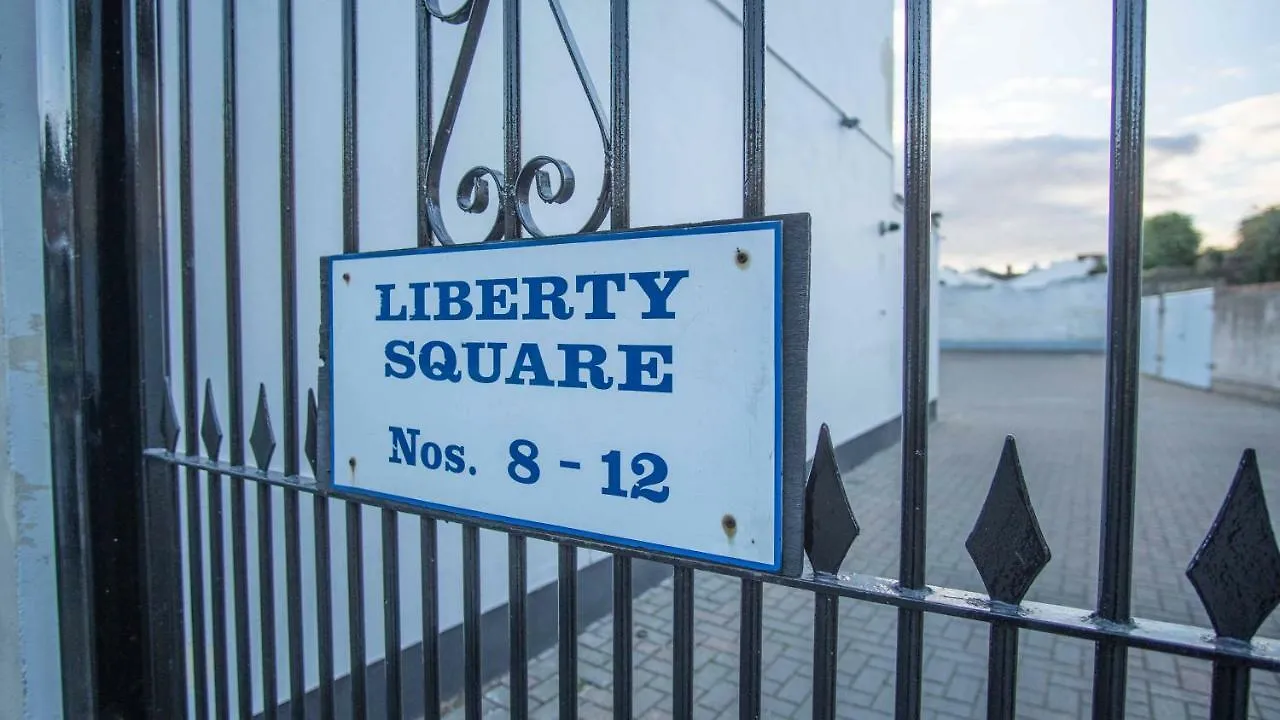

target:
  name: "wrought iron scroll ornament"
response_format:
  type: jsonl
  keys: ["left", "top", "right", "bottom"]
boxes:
{"left": 424, "top": 0, "right": 611, "bottom": 245}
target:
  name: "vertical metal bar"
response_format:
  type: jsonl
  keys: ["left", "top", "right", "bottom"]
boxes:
{"left": 986, "top": 624, "right": 1019, "bottom": 720}
{"left": 277, "top": 0, "right": 305, "bottom": 711}
{"left": 672, "top": 566, "right": 694, "bottom": 720}
{"left": 503, "top": 0, "right": 521, "bottom": 239}
{"left": 184, "top": 485, "right": 208, "bottom": 720}
{"left": 36, "top": 0, "right": 98, "bottom": 711}
{"left": 740, "top": 3, "right": 765, "bottom": 718}
{"left": 340, "top": 1, "right": 364, "bottom": 713}
{"left": 347, "top": 503, "right": 367, "bottom": 717}
{"left": 207, "top": 476, "right": 228, "bottom": 718}
{"left": 125, "top": 0, "right": 188, "bottom": 713}
{"left": 609, "top": 7, "right": 632, "bottom": 714}
{"left": 221, "top": 33, "right": 251, "bottom": 683}
{"left": 232, "top": 482, "right": 252, "bottom": 719}
{"left": 609, "top": 0, "right": 629, "bottom": 231}
{"left": 421, "top": 518, "right": 441, "bottom": 720}
{"left": 742, "top": 0, "right": 765, "bottom": 218}
{"left": 611, "top": 557, "right": 632, "bottom": 720}
{"left": 315, "top": 498, "right": 335, "bottom": 719}
{"left": 177, "top": 0, "right": 209, "bottom": 713}
{"left": 341, "top": 0, "right": 358, "bottom": 254}
{"left": 1092, "top": 1, "right": 1147, "bottom": 717}
{"left": 283, "top": 491, "right": 303, "bottom": 719}
{"left": 558, "top": 545, "right": 579, "bottom": 720}
{"left": 739, "top": 580, "right": 763, "bottom": 720}
{"left": 509, "top": 536, "right": 529, "bottom": 720}
{"left": 897, "top": 0, "right": 932, "bottom": 716}
{"left": 382, "top": 510, "right": 402, "bottom": 718}
{"left": 216, "top": 0, "right": 241, "bottom": 714}
{"left": 1209, "top": 663, "right": 1250, "bottom": 720}
{"left": 812, "top": 593, "right": 838, "bottom": 720}
{"left": 462, "top": 525, "right": 482, "bottom": 720}
{"left": 416, "top": 1, "right": 432, "bottom": 247}
{"left": 259, "top": 486, "right": 278, "bottom": 719}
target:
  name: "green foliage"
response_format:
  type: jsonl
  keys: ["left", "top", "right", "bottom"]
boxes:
{"left": 1196, "top": 247, "right": 1225, "bottom": 274}
{"left": 1224, "top": 206, "right": 1280, "bottom": 285}
{"left": 1142, "top": 212, "right": 1202, "bottom": 270}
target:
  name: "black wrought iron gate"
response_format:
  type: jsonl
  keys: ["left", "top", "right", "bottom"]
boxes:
{"left": 37, "top": 0, "right": 1279, "bottom": 718}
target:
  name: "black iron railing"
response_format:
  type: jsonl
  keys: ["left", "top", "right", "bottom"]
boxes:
{"left": 35, "top": 0, "right": 1280, "bottom": 718}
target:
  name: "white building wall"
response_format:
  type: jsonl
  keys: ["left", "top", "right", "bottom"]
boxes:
{"left": 1211, "top": 284, "right": 1280, "bottom": 403}
{"left": 0, "top": 0, "right": 65, "bottom": 716}
{"left": 939, "top": 276, "right": 1108, "bottom": 352}
{"left": 1158, "top": 288, "right": 1215, "bottom": 389}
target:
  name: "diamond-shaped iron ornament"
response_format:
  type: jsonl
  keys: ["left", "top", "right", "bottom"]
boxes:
{"left": 249, "top": 383, "right": 276, "bottom": 471}
{"left": 804, "top": 423, "right": 860, "bottom": 575}
{"left": 200, "top": 379, "right": 223, "bottom": 460}
{"left": 965, "top": 436, "right": 1051, "bottom": 605}
{"left": 1186, "top": 449, "right": 1280, "bottom": 641}
{"left": 305, "top": 388, "right": 318, "bottom": 475}
{"left": 159, "top": 378, "right": 181, "bottom": 452}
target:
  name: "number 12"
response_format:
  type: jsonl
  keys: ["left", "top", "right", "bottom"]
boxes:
{"left": 601, "top": 451, "right": 669, "bottom": 503}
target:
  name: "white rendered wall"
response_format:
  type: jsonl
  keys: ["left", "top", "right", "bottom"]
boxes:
{"left": 939, "top": 276, "right": 1109, "bottom": 352}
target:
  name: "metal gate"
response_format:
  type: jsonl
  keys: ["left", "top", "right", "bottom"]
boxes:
{"left": 36, "top": 0, "right": 1279, "bottom": 718}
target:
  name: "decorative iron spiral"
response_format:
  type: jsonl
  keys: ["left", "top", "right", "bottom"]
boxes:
{"left": 422, "top": 0, "right": 611, "bottom": 245}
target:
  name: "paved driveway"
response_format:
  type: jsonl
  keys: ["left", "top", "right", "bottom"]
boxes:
{"left": 452, "top": 352, "right": 1280, "bottom": 719}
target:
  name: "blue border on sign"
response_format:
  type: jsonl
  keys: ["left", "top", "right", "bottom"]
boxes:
{"left": 324, "top": 218, "right": 786, "bottom": 573}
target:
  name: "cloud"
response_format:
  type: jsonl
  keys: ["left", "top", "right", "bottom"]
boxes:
{"left": 933, "top": 93, "right": 1280, "bottom": 269}
{"left": 1153, "top": 93, "right": 1280, "bottom": 247}
{"left": 933, "top": 133, "right": 1200, "bottom": 269}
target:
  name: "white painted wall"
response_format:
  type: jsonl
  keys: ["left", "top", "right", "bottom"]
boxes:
{"left": 1140, "top": 295, "right": 1162, "bottom": 376}
{"left": 0, "top": 1, "right": 65, "bottom": 717}
{"left": 1139, "top": 288, "right": 1217, "bottom": 390}
{"left": 1211, "top": 284, "right": 1280, "bottom": 402}
{"left": 1158, "top": 288, "right": 1215, "bottom": 389}
{"left": 143, "top": 0, "right": 909, "bottom": 713}
{"left": 939, "top": 275, "right": 1108, "bottom": 351}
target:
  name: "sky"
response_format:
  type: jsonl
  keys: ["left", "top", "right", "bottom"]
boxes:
{"left": 891, "top": 0, "right": 1280, "bottom": 271}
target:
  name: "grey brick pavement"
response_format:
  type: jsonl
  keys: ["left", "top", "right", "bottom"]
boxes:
{"left": 443, "top": 353, "right": 1280, "bottom": 718}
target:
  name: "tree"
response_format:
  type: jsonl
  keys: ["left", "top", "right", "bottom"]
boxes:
{"left": 1142, "top": 212, "right": 1202, "bottom": 269}
{"left": 1223, "top": 206, "right": 1280, "bottom": 284}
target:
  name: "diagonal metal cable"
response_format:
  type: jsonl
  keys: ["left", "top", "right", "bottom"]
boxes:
{"left": 703, "top": 0, "right": 896, "bottom": 160}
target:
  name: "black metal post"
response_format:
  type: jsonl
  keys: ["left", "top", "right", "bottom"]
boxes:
{"left": 509, "top": 536, "right": 529, "bottom": 719}
{"left": 987, "top": 624, "right": 1019, "bottom": 719}
{"left": 503, "top": 0, "right": 521, "bottom": 239}
{"left": 673, "top": 566, "right": 694, "bottom": 719}
{"left": 812, "top": 593, "right": 839, "bottom": 720}
{"left": 382, "top": 510, "right": 402, "bottom": 718}
{"left": 125, "top": 0, "right": 187, "bottom": 714}
{"left": 609, "top": 6, "right": 633, "bottom": 716}
{"left": 559, "top": 545, "right": 579, "bottom": 720}
{"left": 1092, "top": 0, "right": 1148, "bottom": 717}
{"left": 740, "top": 3, "right": 766, "bottom": 717}
{"left": 421, "top": 518, "right": 441, "bottom": 720}
{"left": 897, "top": 0, "right": 933, "bottom": 716}
{"left": 416, "top": 1, "right": 432, "bottom": 247}
{"left": 277, "top": 0, "right": 306, "bottom": 713}
{"left": 462, "top": 525, "right": 482, "bottom": 720}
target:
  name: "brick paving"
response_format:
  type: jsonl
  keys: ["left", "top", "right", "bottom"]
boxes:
{"left": 443, "top": 353, "right": 1280, "bottom": 718}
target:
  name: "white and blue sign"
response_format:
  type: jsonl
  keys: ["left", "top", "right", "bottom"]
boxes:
{"left": 321, "top": 216, "right": 810, "bottom": 573}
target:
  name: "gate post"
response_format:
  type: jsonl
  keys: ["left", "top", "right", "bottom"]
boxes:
{"left": 124, "top": 0, "right": 189, "bottom": 717}
{"left": 37, "top": 0, "right": 185, "bottom": 716}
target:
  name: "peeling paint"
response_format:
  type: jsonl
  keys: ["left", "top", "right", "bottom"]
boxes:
{"left": 6, "top": 330, "right": 47, "bottom": 380}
